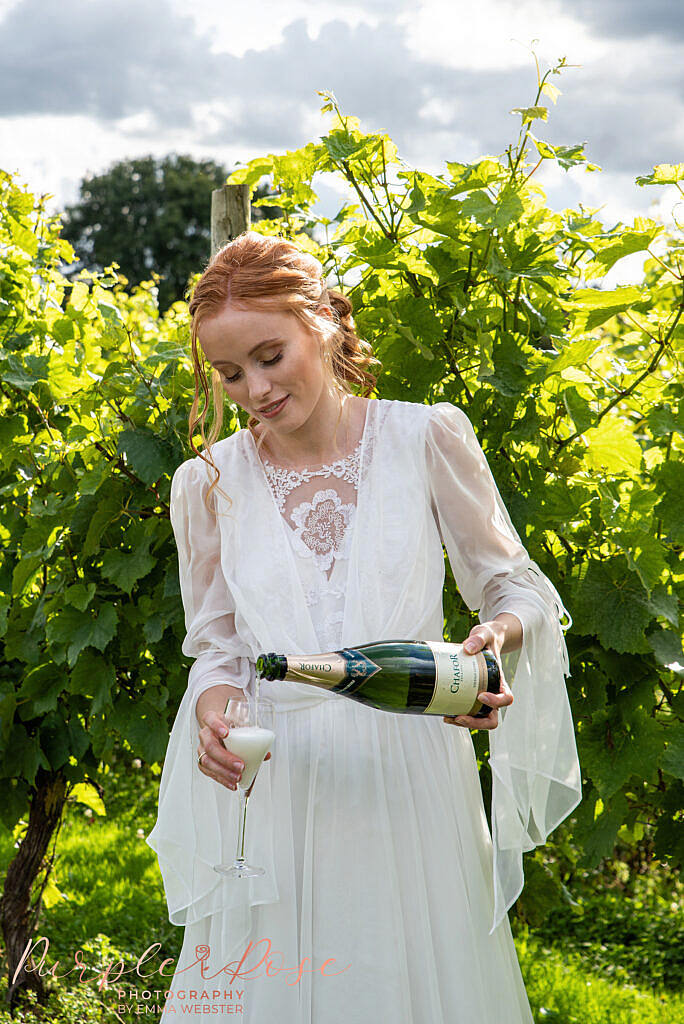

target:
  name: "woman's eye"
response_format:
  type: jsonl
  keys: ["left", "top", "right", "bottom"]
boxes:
{"left": 220, "top": 352, "right": 282, "bottom": 385}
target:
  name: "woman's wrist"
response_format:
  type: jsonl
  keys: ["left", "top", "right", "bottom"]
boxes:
{"left": 195, "top": 682, "right": 246, "bottom": 728}
{"left": 492, "top": 612, "right": 524, "bottom": 653}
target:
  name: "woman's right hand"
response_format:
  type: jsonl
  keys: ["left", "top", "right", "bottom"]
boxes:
{"left": 197, "top": 710, "right": 272, "bottom": 791}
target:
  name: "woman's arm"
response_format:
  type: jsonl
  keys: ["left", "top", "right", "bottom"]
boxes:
{"left": 196, "top": 682, "right": 245, "bottom": 728}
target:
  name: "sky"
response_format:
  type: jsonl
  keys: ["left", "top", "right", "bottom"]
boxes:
{"left": 1, "top": 0, "right": 682, "bottom": 284}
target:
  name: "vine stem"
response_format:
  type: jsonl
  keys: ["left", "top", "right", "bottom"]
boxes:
{"left": 555, "top": 292, "right": 683, "bottom": 451}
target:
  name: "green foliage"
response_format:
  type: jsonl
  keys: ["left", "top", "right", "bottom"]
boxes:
{"left": 514, "top": 849, "right": 684, "bottom": 993}
{"left": 0, "top": 166, "right": 200, "bottom": 829}
{"left": 0, "top": 934, "right": 164, "bottom": 1024}
{"left": 1, "top": 55, "right": 683, "bottom": 940}
{"left": 517, "top": 932, "right": 683, "bottom": 1024}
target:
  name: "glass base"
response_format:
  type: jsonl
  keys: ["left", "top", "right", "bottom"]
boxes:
{"left": 213, "top": 861, "right": 265, "bottom": 878}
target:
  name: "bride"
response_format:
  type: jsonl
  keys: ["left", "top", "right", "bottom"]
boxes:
{"left": 147, "top": 231, "right": 581, "bottom": 1023}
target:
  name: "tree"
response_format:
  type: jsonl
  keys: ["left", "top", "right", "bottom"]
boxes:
{"left": 58, "top": 154, "right": 283, "bottom": 313}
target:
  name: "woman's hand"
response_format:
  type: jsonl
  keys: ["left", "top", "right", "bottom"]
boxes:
{"left": 443, "top": 621, "right": 513, "bottom": 731}
{"left": 197, "top": 709, "right": 272, "bottom": 791}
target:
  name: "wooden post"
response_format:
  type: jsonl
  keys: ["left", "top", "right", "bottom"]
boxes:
{"left": 211, "top": 184, "right": 251, "bottom": 258}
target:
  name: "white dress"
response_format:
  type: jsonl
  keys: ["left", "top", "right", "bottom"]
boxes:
{"left": 147, "top": 398, "right": 581, "bottom": 1023}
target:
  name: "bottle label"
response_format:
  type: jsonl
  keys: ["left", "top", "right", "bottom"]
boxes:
{"left": 423, "top": 641, "right": 488, "bottom": 716}
{"left": 283, "top": 651, "right": 381, "bottom": 689}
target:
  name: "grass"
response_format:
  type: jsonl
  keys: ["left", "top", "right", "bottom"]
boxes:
{"left": 516, "top": 929, "right": 681, "bottom": 1024}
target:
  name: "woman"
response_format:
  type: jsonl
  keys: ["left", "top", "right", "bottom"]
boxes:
{"left": 147, "top": 231, "right": 581, "bottom": 1023}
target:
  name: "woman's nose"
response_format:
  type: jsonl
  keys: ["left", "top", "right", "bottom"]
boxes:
{"left": 246, "top": 369, "right": 273, "bottom": 402}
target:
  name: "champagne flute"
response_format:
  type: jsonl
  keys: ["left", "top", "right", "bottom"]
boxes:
{"left": 213, "top": 696, "right": 275, "bottom": 878}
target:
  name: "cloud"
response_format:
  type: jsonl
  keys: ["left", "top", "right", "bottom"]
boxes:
{"left": 0, "top": 0, "right": 219, "bottom": 123}
{"left": 570, "top": 0, "right": 684, "bottom": 41}
{"left": 0, "top": 0, "right": 681, "bottom": 205}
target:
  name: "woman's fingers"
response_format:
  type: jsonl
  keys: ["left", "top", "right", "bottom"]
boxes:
{"left": 197, "top": 713, "right": 273, "bottom": 789}
{"left": 198, "top": 750, "right": 243, "bottom": 790}
{"left": 443, "top": 708, "right": 500, "bottom": 730}
{"left": 198, "top": 715, "right": 245, "bottom": 789}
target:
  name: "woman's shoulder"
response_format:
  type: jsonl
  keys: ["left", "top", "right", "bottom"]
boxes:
{"left": 378, "top": 396, "right": 468, "bottom": 430}
{"left": 171, "top": 430, "right": 248, "bottom": 490}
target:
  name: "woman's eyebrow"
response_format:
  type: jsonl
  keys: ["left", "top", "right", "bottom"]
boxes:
{"left": 214, "top": 338, "right": 281, "bottom": 368}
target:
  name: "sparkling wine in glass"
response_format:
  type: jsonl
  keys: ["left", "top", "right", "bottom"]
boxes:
{"left": 213, "top": 696, "right": 275, "bottom": 878}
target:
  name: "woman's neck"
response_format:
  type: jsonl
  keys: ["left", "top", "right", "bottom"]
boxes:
{"left": 254, "top": 392, "right": 368, "bottom": 470}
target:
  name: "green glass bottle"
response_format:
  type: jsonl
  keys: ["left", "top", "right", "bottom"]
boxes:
{"left": 256, "top": 640, "right": 500, "bottom": 718}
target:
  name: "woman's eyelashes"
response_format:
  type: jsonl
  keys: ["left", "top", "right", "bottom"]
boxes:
{"left": 222, "top": 352, "right": 283, "bottom": 384}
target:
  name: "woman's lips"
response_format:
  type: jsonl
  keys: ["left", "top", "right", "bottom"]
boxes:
{"left": 259, "top": 395, "right": 289, "bottom": 418}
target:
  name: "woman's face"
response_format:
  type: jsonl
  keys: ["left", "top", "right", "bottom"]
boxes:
{"left": 198, "top": 302, "right": 334, "bottom": 433}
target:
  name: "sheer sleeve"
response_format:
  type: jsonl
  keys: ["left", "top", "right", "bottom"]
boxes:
{"left": 146, "top": 457, "right": 260, "bottom": 926}
{"left": 170, "top": 457, "right": 252, "bottom": 715}
{"left": 425, "top": 401, "right": 581, "bottom": 935}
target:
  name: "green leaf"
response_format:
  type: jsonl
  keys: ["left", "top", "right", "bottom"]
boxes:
{"left": 580, "top": 711, "right": 664, "bottom": 799}
{"left": 17, "top": 664, "right": 64, "bottom": 717}
{"left": 584, "top": 417, "right": 643, "bottom": 474}
{"left": 647, "top": 628, "right": 684, "bottom": 676}
{"left": 636, "top": 162, "right": 684, "bottom": 186}
{"left": 110, "top": 695, "right": 169, "bottom": 763}
{"left": 570, "top": 557, "right": 653, "bottom": 654}
{"left": 661, "top": 726, "right": 684, "bottom": 780}
{"left": 510, "top": 106, "right": 549, "bottom": 123}
{"left": 117, "top": 428, "right": 176, "bottom": 486}
{"left": 69, "top": 651, "right": 116, "bottom": 714}
{"left": 646, "top": 583, "right": 679, "bottom": 627}
{"left": 0, "top": 683, "right": 17, "bottom": 744}
{"left": 653, "top": 461, "right": 684, "bottom": 545}
{"left": 64, "top": 582, "right": 96, "bottom": 612}
{"left": 561, "top": 286, "right": 644, "bottom": 332}
{"left": 562, "top": 386, "right": 594, "bottom": 434}
{"left": 622, "top": 531, "right": 667, "bottom": 597}
{"left": 539, "top": 335, "right": 604, "bottom": 377}
{"left": 68, "top": 281, "right": 91, "bottom": 312}
{"left": 78, "top": 461, "right": 113, "bottom": 496}
{"left": 41, "top": 869, "right": 67, "bottom": 910}
{"left": 226, "top": 157, "right": 274, "bottom": 187}
{"left": 39, "top": 714, "right": 71, "bottom": 770}
{"left": 592, "top": 226, "right": 663, "bottom": 272}
{"left": 69, "top": 781, "right": 106, "bottom": 816}
{"left": 12, "top": 555, "right": 43, "bottom": 596}
{"left": 80, "top": 491, "right": 121, "bottom": 558}
{"left": 46, "top": 604, "right": 118, "bottom": 667}
{"left": 580, "top": 792, "right": 628, "bottom": 868}
{"left": 1, "top": 723, "right": 49, "bottom": 785}
{"left": 100, "top": 544, "right": 156, "bottom": 594}
{"left": 541, "top": 82, "right": 561, "bottom": 104}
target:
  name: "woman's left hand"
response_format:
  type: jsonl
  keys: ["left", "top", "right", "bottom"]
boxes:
{"left": 443, "top": 621, "right": 513, "bottom": 731}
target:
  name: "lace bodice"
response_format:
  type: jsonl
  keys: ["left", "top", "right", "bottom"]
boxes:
{"left": 261, "top": 439, "right": 363, "bottom": 577}
{"left": 258, "top": 416, "right": 372, "bottom": 650}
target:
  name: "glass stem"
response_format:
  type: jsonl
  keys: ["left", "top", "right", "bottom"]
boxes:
{"left": 235, "top": 788, "right": 249, "bottom": 864}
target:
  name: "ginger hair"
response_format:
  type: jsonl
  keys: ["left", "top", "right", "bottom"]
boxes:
{"left": 185, "top": 230, "right": 381, "bottom": 513}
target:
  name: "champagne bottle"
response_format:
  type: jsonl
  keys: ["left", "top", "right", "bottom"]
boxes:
{"left": 256, "top": 640, "right": 500, "bottom": 718}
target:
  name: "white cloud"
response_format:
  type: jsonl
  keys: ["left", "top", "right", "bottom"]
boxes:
{"left": 397, "top": 0, "right": 607, "bottom": 71}
{"left": 166, "top": 0, "right": 386, "bottom": 58}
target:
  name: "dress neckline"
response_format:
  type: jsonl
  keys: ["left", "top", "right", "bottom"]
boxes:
{"left": 261, "top": 433, "right": 364, "bottom": 476}
{"left": 249, "top": 398, "right": 373, "bottom": 475}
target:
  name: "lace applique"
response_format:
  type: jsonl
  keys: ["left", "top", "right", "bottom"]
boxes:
{"left": 261, "top": 437, "right": 363, "bottom": 513}
{"left": 303, "top": 583, "right": 345, "bottom": 607}
{"left": 290, "top": 489, "right": 356, "bottom": 573}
